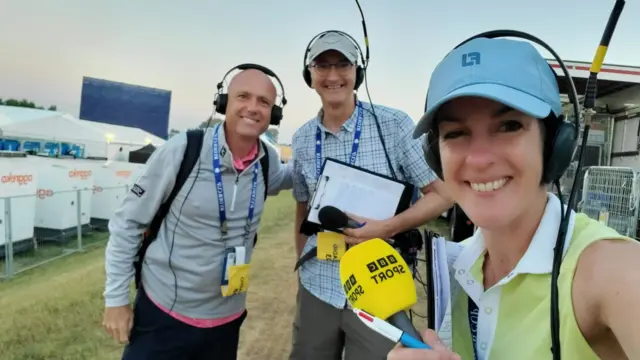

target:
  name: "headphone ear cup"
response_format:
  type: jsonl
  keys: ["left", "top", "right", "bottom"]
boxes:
{"left": 302, "top": 68, "right": 312, "bottom": 88}
{"left": 424, "top": 133, "right": 444, "bottom": 180}
{"left": 215, "top": 94, "right": 228, "bottom": 115}
{"left": 270, "top": 105, "right": 283, "bottom": 126}
{"left": 354, "top": 66, "right": 364, "bottom": 90}
{"left": 543, "top": 118, "right": 577, "bottom": 183}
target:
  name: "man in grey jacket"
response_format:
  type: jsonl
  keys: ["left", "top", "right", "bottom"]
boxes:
{"left": 102, "top": 68, "right": 293, "bottom": 360}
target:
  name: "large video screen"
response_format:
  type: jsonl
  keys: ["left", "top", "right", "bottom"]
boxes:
{"left": 79, "top": 77, "right": 171, "bottom": 139}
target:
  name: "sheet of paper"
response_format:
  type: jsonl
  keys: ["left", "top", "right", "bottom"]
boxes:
{"left": 435, "top": 237, "right": 450, "bottom": 330}
{"left": 431, "top": 238, "right": 442, "bottom": 332}
{"left": 307, "top": 159, "right": 406, "bottom": 224}
{"left": 430, "top": 237, "right": 465, "bottom": 349}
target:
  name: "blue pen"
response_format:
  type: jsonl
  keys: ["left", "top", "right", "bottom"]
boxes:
{"left": 352, "top": 308, "right": 431, "bottom": 349}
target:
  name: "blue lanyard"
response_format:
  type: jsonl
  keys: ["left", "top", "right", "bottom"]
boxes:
{"left": 315, "top": 101, "right": 364, "bottom": 178}
{"left": 468, "top": 297, "right": 480, "bottom": 360}
{"left": 212, "top": 124, "right": 259, "bottom": 242}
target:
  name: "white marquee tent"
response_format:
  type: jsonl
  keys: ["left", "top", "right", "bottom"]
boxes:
{"left": 80, "top": 121, "right": 166, "bottom": 160}
{"left": 0, "top": 106, "right": 108, "bottom": 157}
{"left": 0, "top": 106, "right": 167, "bottom": 159}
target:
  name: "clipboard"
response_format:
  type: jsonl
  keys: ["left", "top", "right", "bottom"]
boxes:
{"left": 300, "top": 157, "right": 415, "bottom": 235}
{"left": 425, "top": 231, "right": 437, "bottom": 330}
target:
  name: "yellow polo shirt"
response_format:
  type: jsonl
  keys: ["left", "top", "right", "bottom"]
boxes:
{"left": 449, "top": 193, "right": 632, "bottom": 359}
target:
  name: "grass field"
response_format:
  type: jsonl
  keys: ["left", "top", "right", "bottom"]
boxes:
{"left": 0, "top": 191, "right": 448, "bottom": 360}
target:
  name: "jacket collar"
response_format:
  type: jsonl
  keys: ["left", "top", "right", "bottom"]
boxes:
{"left": 213, "top": 123, "right": 266, "bottom": 172}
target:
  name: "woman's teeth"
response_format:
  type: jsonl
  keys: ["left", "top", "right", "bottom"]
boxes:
{"left": 469, "top": 178, "right": 509, "bottom": 192}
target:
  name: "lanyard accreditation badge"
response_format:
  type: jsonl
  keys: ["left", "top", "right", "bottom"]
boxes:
{"left": 314, "top": 101, "right": 364, "bottom": 261}
{"left": 212, "top": 124, "right": 259, "bottom": 297}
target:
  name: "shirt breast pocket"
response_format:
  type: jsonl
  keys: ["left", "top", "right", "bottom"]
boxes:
{"left": 300, "top": 161, "right": 319, "bottom": 196}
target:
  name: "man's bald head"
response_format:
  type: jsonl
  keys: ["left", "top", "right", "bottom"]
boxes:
{"left": 224, "top": 68, "right": 279, "bottom": 140}
{"left": 227, "top": 69, "right": 277, "bottom": 105}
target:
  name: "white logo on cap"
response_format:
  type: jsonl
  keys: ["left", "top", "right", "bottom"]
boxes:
{"left": 323, "top": 36, "right": 341, "bottom": 44}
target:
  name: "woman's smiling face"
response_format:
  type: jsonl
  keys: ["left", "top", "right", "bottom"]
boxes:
{"left": 437, "top": 96, "right": 547, "bottom": 230}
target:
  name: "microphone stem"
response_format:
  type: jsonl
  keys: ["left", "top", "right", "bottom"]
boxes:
{"left": 388, "top": 312, "right": 423, "bottom": 341}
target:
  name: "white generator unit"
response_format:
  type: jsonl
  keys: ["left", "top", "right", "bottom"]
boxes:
{"left": 26, "top": 156, "right": 94, "bottom": 242}
{"left": 0, "top": 151, "right": 37, "bottom": 258}
{"left": 54, "top": 158, "right": 129, "bottom": 229}
{"left": 108, "top": 160, "right": 146, "bottom": 187}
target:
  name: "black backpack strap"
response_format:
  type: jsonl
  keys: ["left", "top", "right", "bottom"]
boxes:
{"left": 253, "top": 140, "right": 270, "bottom": 248}
{"left": 133, "top": 129, "right": 205, "bottom": 289}
{"left": 260, "top": 140, "right": 270, "bottom": 201}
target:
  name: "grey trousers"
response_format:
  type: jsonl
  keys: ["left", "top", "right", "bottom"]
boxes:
{"left": 289, "top": 284, "right": 396, "bottom": 360}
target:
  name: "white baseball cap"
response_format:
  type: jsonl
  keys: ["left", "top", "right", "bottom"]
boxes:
{"left": 308, "top": 32, "right": 359, "bottom": 64}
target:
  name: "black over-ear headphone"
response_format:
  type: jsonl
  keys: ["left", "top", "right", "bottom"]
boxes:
{"left": 422, "top": 30, "right": 580, "bottom": 186}
{"left": 213, "top": 63, "right": 288, "bottom": 127}
{"left": 302, "top": 30, "right": 367, "bottom": 91}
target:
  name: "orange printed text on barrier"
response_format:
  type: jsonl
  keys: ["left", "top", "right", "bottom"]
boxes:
{"left": 68, "top": 170, "right": 92, "bottom": 180}
{"left": 115, "top": 170, "right": 132, "bottom": 178}
{"left": 1, "top": 173, "right": 34, "bottom": 185}
{"left": 36, "top": 189, "right": 54, "bottom": 199}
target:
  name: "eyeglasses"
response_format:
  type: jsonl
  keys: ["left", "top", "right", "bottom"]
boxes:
{"left": 310, "top": 61, "right": 354, "bottom": 75}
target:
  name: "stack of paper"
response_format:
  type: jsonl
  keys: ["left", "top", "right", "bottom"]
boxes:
{"left": 427, "top": 234, "right": 465, "bottom": 348}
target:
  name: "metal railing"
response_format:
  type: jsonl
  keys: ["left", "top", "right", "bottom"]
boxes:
{"left": 578, "top": 166, "right": 640, "bottom": 241}
{"left": 0, "top": 184, "right": 129, "bottom": 279}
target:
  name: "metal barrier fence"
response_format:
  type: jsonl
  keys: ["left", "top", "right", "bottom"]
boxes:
{"left": 0, "top": 185, "right": 129, "bottom": 279}
{"left": 579, "top": 166, "right": 640, "bottom": 240}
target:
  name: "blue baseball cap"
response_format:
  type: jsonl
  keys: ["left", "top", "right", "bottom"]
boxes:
{"left": 412, "top": 37, "right": 563, "bottom": 139}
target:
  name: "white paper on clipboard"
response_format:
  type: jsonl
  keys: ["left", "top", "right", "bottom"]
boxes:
{"left": 306, "top": 158, "right": 407, "bottom": 225}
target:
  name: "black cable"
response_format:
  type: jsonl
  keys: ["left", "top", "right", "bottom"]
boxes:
{"left": 410, "top": 265, "right": 429, "bottom": 319}
{"left": 167, "top": 139, "right": 204, "bottom": 313}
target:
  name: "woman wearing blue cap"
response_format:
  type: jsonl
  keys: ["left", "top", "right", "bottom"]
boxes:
{"left": 388, "top": 36, "right": 640, "bottom": 359}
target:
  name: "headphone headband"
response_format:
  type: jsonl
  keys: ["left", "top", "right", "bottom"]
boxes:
{"left": 456, "top": 31, "right": 579, "bottom": 136}
{"left": 216, "top": 63, "right": 288, "bottom": 107}
{"left": 213, "top": 63, "right": 287, "bottom": 126}
{"left": 301, "top": 30, "right": 367, "bottom": 90}
{"left": 302, "top": 30, "right": 366, "bottom": 68}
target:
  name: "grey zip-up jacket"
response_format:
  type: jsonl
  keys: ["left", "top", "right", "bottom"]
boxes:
{"left": 104, "top": 127, "right": 293, "bottom": 318}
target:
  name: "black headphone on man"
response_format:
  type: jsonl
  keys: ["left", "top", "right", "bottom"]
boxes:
{"left": 421, "top": 30, "right": 582, "bottom": 360}
{"left": 301, "top": 30, "right": 367, "bottom": 91}
{"left": 212, "top": 63, "right": 288, "bottom": 126}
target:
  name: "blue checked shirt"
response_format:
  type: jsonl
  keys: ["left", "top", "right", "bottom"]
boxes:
{"left": 291, "top": 100, "right": 437, "bottom": 309}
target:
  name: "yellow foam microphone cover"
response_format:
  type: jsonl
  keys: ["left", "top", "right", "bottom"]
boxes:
{"left": 339, "top": 238, "right": 417, "bottom": 320}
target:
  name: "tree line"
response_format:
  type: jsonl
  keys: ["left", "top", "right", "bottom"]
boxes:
{"left": 0, "top": 98, "right": 57, "bottom": 111}
{"left": 0, "top": 98, "right": 279, "bottom": 143}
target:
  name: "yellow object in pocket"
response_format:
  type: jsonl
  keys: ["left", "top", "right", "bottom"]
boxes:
{"left": 317, "top": 231, "right": 346, "bottom": 261}
{"left": 221, "top": 264, "right": 250, "bottom": 297}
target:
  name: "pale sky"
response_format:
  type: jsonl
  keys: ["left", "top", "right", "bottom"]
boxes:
{"left": 1, "top": 0, "right": 638, "bottom": 144}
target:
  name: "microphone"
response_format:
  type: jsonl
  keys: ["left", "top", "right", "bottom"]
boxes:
{"left": 339, "top": 238, "right": 426, "bottom": 345}
{"left": 294, "top": 206, "right": 364, "bottom": 271}
{"left": 318, "top": 205, "right": 366, "bottom": 229}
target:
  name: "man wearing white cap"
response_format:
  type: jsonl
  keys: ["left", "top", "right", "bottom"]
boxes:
{"left": 289, "top": 30, "right": 452, "bottom": 360}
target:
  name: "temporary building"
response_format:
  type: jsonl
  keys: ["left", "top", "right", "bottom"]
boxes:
{"left": 80, "top": 121, "right": 166, "bottom": 161}
{"left": 0, "top": 106, "right": 109, "bottom": 158}
{"left": 107, "top": 160, "right": 147, "bottom": 185}
{"left": 0, "top": 151, "right": 37, "bottom": 258}
{"left": 45, "top": 158, "right": 136, "bottom": 229}
{"left": 26, "top": 155, "right": 94, "bottom": 242}
{"left": 128, "top": 143, "right": 156, "bottom": 164}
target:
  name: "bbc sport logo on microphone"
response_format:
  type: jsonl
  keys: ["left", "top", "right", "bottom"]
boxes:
{"left": 366, "top": 254, "right": 398, "bottom": 272}
{"left": 339, "top": 239, "right": 417, "bottom": 320}
{"left": 366, "top": 254, "right": 407, "bottom": 285}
